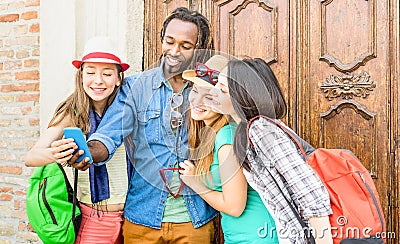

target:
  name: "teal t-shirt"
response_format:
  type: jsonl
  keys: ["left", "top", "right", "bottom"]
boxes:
{"left": 208, "top": 124, "right": 279, "bottom": 243}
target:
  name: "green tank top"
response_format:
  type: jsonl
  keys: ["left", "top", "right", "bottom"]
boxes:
{"left": 208, "top": 124, "right": 279, "bottom": 243}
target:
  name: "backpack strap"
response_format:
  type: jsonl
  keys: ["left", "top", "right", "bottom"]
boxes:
{"left": 266, "top": 167, "right": 316, "bottom": 243}
{"left": 72, "top": 168, "right": 78, "bottom": 222}
{"left": 57, "top": 164, "right": 79, "bottom": 221}
{"left": 246, "top": 115, "right": 308, "bottom": 158}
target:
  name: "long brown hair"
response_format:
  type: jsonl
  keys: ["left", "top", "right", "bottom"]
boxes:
{"left": 48, "top": 64, "right": 124, "bottom": 134}
{"left": 228, "top": 58, "right": 287, "bottom": 172}
{"left": 189, "top": 112, "right": 229, "bottom": 182}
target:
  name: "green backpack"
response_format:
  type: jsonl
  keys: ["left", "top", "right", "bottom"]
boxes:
{"left": 26, "top": 163, "right": 81, "bottom": 244}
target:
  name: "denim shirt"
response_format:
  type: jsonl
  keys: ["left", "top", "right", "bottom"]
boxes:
{"left": 88, "top": 64, "right": 218, "bottom": 229}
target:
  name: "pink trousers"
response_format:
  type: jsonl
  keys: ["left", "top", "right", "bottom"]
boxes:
{"left": 74, "top": 203, "right": 124, "bottom": 244}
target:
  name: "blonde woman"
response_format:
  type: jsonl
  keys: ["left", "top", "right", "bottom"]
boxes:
{"left": 25, "top": 36, "right": 129, "bottom": 244}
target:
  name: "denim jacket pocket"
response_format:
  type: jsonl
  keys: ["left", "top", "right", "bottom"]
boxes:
{"left": 138, "top": 109, "right": 161, "bottom": 143}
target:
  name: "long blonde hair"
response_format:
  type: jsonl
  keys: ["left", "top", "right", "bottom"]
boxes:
{"left": 48, "top": 65, "right": 124, "bottom": 134}
{"left": 189, "top": 112, "right": 229, "bottom": 182}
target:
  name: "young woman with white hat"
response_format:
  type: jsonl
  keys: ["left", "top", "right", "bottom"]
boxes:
{"left": 25, "top": 36, "right": 130, "bottom": 244}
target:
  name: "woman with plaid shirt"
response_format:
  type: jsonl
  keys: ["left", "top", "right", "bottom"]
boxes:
{"left": 208, "top": 57, "right": 333, "bottom": 244}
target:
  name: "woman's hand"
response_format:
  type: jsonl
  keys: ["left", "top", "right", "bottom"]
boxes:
{"left": 50, "top": 138, "right": 77, "bottom": 165}
{"left": 179, "top": 160, "right": 198, "bottom": 189}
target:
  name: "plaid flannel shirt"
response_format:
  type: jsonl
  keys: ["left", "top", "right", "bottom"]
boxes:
{"left": 244, "top": 118, "right": 332, "bottom": 243}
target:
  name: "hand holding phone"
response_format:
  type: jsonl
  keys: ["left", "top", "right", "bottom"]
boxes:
{"left": 63, "top": 127, "right": 93, "bottom": 164}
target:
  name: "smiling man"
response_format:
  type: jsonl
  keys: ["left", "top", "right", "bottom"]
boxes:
{"left": 81, "top": 7, "right": 218, "bottom": 243}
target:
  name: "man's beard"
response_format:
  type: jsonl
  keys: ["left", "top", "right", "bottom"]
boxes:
{"left": 166, "top": 61, "right": 190, "bottom": 76}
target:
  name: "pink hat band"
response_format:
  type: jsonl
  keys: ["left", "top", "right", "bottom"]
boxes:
{"left": 72, "top": 51, "right": 130, "bottom": 72}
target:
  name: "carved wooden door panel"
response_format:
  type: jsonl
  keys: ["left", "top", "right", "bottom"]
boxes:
{"left": 303, "top": 0, "right": 396, "bottom": 240}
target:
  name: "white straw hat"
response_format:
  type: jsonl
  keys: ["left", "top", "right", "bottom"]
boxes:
{"left": 72, "top": 36, "right": 130, "bottom": 71}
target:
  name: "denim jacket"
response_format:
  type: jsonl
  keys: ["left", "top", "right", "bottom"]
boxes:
{"left": 88, "top": 64, "right": 218, "bottom": 229}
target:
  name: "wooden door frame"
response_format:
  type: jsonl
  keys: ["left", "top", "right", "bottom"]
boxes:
{"left": 389, "top": 0, "right": 399, "bottom": 239}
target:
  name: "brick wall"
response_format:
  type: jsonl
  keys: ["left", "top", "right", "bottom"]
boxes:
{"left": 0, "top": 0, "right": 41, "bottom": 243}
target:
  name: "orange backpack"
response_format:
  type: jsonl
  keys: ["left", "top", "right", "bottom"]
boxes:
{"left": 247, "top": 115, "right": 385, "bottom": 244}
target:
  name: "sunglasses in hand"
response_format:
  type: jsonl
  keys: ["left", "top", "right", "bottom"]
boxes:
{"left": 159, "top": 167, "right": 184, "bottom": 199}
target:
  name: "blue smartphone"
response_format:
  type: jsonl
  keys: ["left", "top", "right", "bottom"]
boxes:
{"left": 63, "top": 127, "right": 93, "bottom": 164}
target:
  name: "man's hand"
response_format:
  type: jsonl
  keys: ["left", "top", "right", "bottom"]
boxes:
{"left": 68, "top": 140, "right": 108, "bottom": 171}
{"left": 68, "top": 150, "right": 91, "bottom": 171}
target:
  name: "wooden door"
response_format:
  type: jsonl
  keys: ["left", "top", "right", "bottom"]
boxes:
{"left": 143, "top": 0, "right": 398, "bottom": 241}
{"left": 303, "top": 0, "right": 397, "bottom": 241}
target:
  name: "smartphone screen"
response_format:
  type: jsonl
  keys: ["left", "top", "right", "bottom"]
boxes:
{"left": 63, "top": 127, "right": 93, "bottom": 164}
